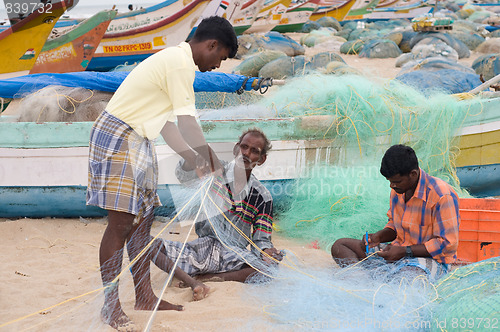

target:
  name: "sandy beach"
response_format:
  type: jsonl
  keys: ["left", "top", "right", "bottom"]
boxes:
{"left": 0, "top": 30, "right": 491, "bottom": 331}
{"left": 0, "top": 217, "right": 333, "bottom": 331}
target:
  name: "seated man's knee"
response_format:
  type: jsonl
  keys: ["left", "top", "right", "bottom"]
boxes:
{"left": 331, "top": 238, "right": 349, "bottom": 257}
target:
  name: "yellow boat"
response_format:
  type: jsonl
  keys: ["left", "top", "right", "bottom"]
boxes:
{"left": 245, "top": 0, "right": 293, "bottom": 34}
{"left": 309, "top": 0, "right": 356, "bottom": 22}
{"left": 0, "top": 0, "right": 75, "bottom": 78}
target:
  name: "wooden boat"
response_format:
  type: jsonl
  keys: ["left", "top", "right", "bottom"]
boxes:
{"left": 244, "top": 0, "right": 293, "bottom": 34}
{"left": 309, "top": 0, "right": 357, "bottom": 22}
{"left": 30, "top": 10, "right": 117, "bottom": 74}
{"left": 223, "top": 0, "right": 267, "bottom": 35}
{"left": 354, "top": 0, "right": 433, "bottom": 21}
{"left": 343, "top": 0, "right": 381, "bottom": 21}
{"left": 0, "top": 0, "right": 75, "bottom": 79}
{"left": 86, "top": 0, "right": 211, "bottom": 72}
{"left": 271, "top": 0, "right": 321, "bottom": 33}
{"left": 187, "top": 0, "right": 234, "bottom": 39}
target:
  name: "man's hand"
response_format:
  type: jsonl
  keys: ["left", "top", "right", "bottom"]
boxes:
{"left": 363, "top": 232, "right": 381, "bottom": 249}
{"left": 262, "top": 248, "right": 284, "bottom": 263}
{"left": 194, "top": 154, "right": 222, "bottom": 178}
{"left": 377, "top": 245, "right": 405, "bottom": 262}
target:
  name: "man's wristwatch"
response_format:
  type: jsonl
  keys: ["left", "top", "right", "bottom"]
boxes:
{"left": 405, "top": 246, "right": 414, "bottom": 258}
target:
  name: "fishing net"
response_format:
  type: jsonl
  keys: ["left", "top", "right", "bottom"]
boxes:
{"left": 410, "top": 32, "right": 470, "bottom": 59}
{"left": 399, "top": 31, "right": 419, "bottom": 53}
{"left": 395, "top": 42, "right": 459, "bottom": 68}
{"left": 358, "top": 39, "right": 402, "bottom": 58}
{"left": 475, "top": 38, "right": 500, "bottom": 54}
{"left": 236, "top": 32, "right": 305, "bottom": 59}
{"left": 316, "top": 16, "right": 342, "bottom": 31}
{"left": 430, "top": 256, "right": 500, "bottom": 331}
{"left": 397, "top": 69, "right": 482, "bottom": 95}
{"left": 340, "top": 40, "right": 365, "bottom": 55}
{"left": 306, "top": 52, "right": 345, "bottom": 70}
{"left": 258, "top": 74, "right": 475, "bottom": 248}
{"left": 258, "top": 55, "right": 307, "bottom": 79}
{"left": 301, "top": 20, "right": 322, "bottom": 33}
{"left": 15, "top": 86, "right": 112, "bottom": 122}
{"left": 232, "top": 50, "right": 288, "bottom": 77}
{"left": 472, "top": 53, "right": 500, "bottom": 80}
{"left": 324, "top": 61, "right": 361, "bottom": 76}
{"left": 300, "top": 28, "right": 338, "bottom": 47}
{"left": 448, "top": 30, "right": 485, "bottom": 50}
{"left": 242, "top": 253, "right": 500, "bottom": 331}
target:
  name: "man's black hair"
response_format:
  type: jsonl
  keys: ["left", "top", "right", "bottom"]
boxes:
{"left": 380, "top": 144, "right": 419, "bottom": 178}
{"left": 238, "top": 128, "right": 272, "bottom": 156}
{"left": 192, "top": 16, "right": 238, "bottom": 58}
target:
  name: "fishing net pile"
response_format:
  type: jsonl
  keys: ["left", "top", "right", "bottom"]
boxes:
{"left": 243, "top": 253, "right": 500, "bottom": 331}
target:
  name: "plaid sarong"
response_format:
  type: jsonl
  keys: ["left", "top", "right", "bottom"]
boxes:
{"left": 86, "top": 111, "right": 161, "bottom": 222}
{"left": 162, "top": 237, "right": 246, "bottom": 276}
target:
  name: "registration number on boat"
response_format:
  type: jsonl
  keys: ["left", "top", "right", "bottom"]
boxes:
{"left": 103, "top": 43, "right": 153, "bottom": 53}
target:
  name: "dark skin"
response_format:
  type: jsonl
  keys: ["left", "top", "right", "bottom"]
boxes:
{"left": 99, "top": 38, "right": 231, "bottom": 330}
{"left": 330, "top": 168, "right": 431, "bottom": 267}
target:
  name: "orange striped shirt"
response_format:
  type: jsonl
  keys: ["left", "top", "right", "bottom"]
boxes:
{"left": 385, "top": 169, "right": 460, "bottom": 264}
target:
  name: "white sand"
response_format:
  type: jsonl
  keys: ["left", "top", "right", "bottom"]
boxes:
{"left": 0, "top": 218, "right": 331, "bottom": 331}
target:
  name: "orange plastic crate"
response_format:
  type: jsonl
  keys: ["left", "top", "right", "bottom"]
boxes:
{"left": 457, "top": 198, "right": 500, "bottom": 263}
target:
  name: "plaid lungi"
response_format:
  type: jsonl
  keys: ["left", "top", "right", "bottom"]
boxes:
{"left": 86, "top": 111, "right": 161, "bottom": 221}
{"left": 162, "top": 237, "right": 246, "bottom": 276}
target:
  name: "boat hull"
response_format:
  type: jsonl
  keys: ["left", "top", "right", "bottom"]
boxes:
{"left": 30, "top": 11, "right": 116, "bottom": 74}
{"left": 0, "top": 0, "right": 74, "bottom": 75}
{"left": 86, "top": 0, "right": 210, "bottom": 71}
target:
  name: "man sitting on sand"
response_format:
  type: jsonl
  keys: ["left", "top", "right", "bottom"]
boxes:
{"left": 152, "top": 128, "right": 283, "bottom": 283}
{"left": 331, "top": 144, "right": 460, "bottom": 280}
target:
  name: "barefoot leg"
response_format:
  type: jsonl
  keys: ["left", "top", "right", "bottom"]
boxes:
{"left": 126, "top": 214, "right": 183, "bottom": 311}
{"left": 99, "top": 211, "right": 136, "bottom": 329}
{"left": 149, "top": 237, "right": 210, "bottom": 301}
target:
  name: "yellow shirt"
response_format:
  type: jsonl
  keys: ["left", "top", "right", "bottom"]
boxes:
{"left": 106, "top": 42, "right": 196, "bottom": 139}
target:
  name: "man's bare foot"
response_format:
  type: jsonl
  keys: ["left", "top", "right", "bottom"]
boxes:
{"left": 196, "top": 275, "right": 224, "bottom": 283}
{"left": 177, "top": 275, "right": 224, "bottom": 288}
{"left": 134, "top": 298, "right": 183, "bottom": 311}
{"left": 101, "top": 307, "right": 138, "bottom": 331}
{"left": 192, "top": 282, "right": 210, "bottom": 301}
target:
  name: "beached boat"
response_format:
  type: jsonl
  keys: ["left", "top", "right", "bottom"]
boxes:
{"left": 187, "top": 0, "right": 234, "bottom": 39}
{"left": 86, "top": 0, "right": 211, "bottom": 72}
{"left": 244, "top": 0, "right": 293, "bottom": 34}
{"left": 30, "top": 10, "right": 117, "bottom": 74}
{"left": 354, "top": 0, "right": 433, "bottom": 21}
{"left": 223, "top": 0, "right": 267, "bottom": 35}
{"left": 343, "top": 0, "right": 381, "bottom": 21}
{"left": 309, "top": 0, "right": 357, "bottom": 22}
{"left": 0, "top": 0, "right": 75, "bottom": 78}
{"left": 271, "top": 0, "right": 320, "bottom": 33}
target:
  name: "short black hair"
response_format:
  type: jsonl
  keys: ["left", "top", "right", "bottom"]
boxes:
{"left": 238, "top": 128, "right": 272, "bottom": 156}
{"left": 380, "top": 144, "right": 419, "bottom": 178}
{"left": 192, "top": 16, "right": 238, "bottom": 58}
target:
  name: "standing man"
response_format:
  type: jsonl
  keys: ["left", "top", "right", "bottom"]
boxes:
{"left": 331, "top": 145, "right": 460, "bottom": 280}
{"left": 86, "top": 16, "right": 238, "bottom": 330}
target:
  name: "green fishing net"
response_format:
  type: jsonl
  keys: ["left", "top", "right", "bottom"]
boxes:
{"left": 262, "top": 74, "right": 476, "bottom": 247}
